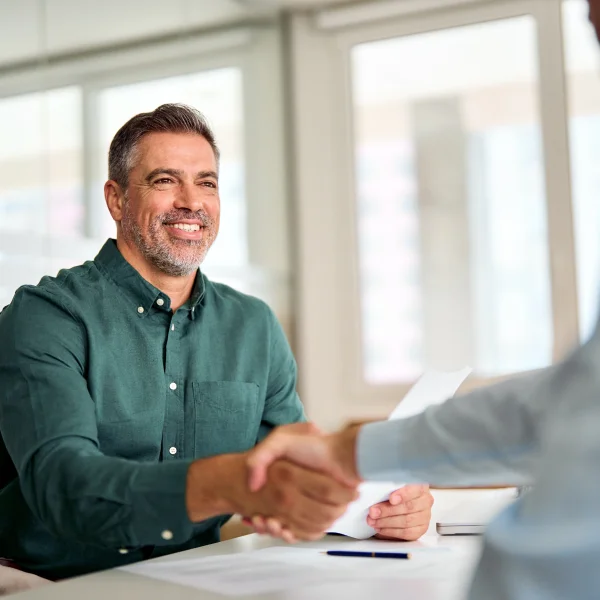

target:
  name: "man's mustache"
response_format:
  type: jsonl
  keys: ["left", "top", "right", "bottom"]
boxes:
{"left": 160, "top": 211, "right": 214, "bottom": 227}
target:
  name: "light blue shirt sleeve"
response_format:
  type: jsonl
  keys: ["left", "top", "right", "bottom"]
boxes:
{"left": 356, "top": 326, "right": 600, "bottom": 600}
{"left": 357, "top": 369, "right": 547, "bottom": 486}
{"left": 472, "top": 334, "right": 600, "bottom": 600}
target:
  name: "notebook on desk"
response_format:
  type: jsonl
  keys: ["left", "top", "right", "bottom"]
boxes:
{"left": 436, "top": 522, "right": 485, "bottom": 535}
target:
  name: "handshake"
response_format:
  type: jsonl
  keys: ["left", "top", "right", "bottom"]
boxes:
{"left": 237, "top": 424, "right": 433, "bottom": 543}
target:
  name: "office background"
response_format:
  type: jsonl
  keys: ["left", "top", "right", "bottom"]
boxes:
{"left": 0, "top": 0, "right": 598, "bottom": 428}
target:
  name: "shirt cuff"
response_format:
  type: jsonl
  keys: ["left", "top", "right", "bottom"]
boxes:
{"left": 128, "top": 460, "right": 195, "bottom": 547}
{"left": 357, "top": 420, "right": 404, "bottom": 481}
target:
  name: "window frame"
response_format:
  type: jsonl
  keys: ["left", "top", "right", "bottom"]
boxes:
{"left": 291, "top": 0, "right": 577, "bottom": 427}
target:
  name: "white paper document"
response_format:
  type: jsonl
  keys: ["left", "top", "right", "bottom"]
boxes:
{"left": 122, "top": 552, "right": 336, "bottom": 596}
{"left": 121, "top": 545, "right": 456, "bottom": 596}
{"left": 327, "top": 367, "right": 472, "bottom": 539}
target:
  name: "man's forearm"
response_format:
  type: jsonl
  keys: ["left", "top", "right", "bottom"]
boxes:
{"left": 21, "top": 442, "right": 195, "bottom": 549}
{"left": 24, "top": 442, "right": 250, "bottom": 549}
{"left": 186, "top": 453, "right": 248, "bottom": 521}
{"left": 356, "top": 370, "right": 551, "bottom": 486}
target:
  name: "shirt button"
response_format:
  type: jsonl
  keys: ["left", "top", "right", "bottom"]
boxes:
{"left": 171, "top": 324, "right": 175, "bottom": 331}
{"left": 137, "top": 306, "right": 144, "bottom": 314}
{"left": 161, "top": 530, "right": 174, "bottom": 541}
{"left": 156, "top": 298, "right": 164, "bottom": 307}
{"left": 118, "top": 548, "right": 129, "bottom": 555}
{"left": 169, "top": 446, "right": 177, "bottom": 455}
{"left": 169, "top": 382, "right": 177, "bottom": 391}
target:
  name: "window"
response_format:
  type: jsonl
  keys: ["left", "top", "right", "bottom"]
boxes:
{"left": 0, "top": 87, "right": 83, "bottom": 236}
{"left": 563, "top": 0, "right": 600, "bottom": 341}
{"left": 0, "top": 53, "right": 258, "bottom": 314}
{"left": 352, "top": 17, "right": 551, "bottom": 384}
{"left": 94, "top": 68, "right": 247, "bottom": 269}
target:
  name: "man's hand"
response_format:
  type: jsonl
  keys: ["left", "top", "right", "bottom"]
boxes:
{"left": 186, "top": 451, "right": 358, "bottom": 542}
{"left": 244, "top": 426, "right": 432, "bottom": 543}
{"left": 367, "top": 484, "right": 433, "bottom": 541}
{"left": 247, "top": 423, "right": 361, "bottom": 492}
{"left": 243, "top": 481, "right": 433, "bottom": 544}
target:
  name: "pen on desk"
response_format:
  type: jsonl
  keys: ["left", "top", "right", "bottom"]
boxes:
{"left": 322, "top": 551, "right": 411, "bottom": 559}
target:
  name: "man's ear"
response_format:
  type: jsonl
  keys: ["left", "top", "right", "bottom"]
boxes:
{"left": 104, "top": 180, "right": 125, "bottom": 222}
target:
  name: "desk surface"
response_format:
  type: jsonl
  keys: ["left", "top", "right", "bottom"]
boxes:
{"left": 16, "top": 533, "right": 482, "bottom": 600}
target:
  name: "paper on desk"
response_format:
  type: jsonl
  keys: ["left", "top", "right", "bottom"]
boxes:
{"left": 121, "top": 551, "right": 348, "bottom": 596}
{"left": 327, "top": 367, "right": 472, "bottom": 539}
{"left": 252, "top": 546, "right": 456, "bottom": 577}
{"left": 121, "top": 545, "right": 455, "bottom": 596}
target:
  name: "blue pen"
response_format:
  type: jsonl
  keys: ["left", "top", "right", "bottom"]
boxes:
{"left": 322, "top": 550, "right": 411, "bottom": 559}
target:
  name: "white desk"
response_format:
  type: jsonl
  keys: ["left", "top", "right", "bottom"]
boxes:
{"left": 15, "top": 533, "right": 483, "bottom": 600}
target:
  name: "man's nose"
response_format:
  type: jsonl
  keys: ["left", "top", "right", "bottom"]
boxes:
{"left": 174, "top": 182, "right": 205, "bottom": 212}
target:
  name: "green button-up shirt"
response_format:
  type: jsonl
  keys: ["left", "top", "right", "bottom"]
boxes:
{"left": 0, "top": 240, "right": 305, "bottom": 580}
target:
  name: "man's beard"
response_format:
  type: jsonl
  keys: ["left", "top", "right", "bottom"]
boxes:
{"left": 121, "top": 204, "right": 218, "bottom": 277}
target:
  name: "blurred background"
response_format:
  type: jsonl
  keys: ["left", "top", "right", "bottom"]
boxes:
{"left": 0, "top": 0, "right": 598, "bottom": 429}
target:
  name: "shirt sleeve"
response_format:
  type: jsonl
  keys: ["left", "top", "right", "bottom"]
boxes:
{"left": 0, "top": 286, "right": 195, "bottom": 550}
{"left": 354, "top": 326, "right": 600, "bottom": 600}
{"left": 469, "top": 332, "right": 600, "bottom": 600}
{"left": 357, "top": 367, "right": 556, "bottom": 486}
{"left": 256, "top": 306, "right": 307, "bottom": 443}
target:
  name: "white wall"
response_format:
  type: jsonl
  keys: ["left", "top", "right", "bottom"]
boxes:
{"left": 0, "top": 0, "right": 254, "bottom": 66}
{"left": 0, "top": 0, "right": 355, "bottom": 68}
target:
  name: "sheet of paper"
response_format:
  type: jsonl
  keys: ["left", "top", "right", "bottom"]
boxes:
{"left": 121, "top": 551, "right": 348, "bottom": 596}
{"left": 252, "top": 546, "right": 457, "bottom": 578}
{"left": 121, "top": 545, "right": 458, "bottom": 596}
{"left": 326, "top": 482, "right": 398, "bottom": 539}
{"left": 388, "top": 366, "right": 472, "bottom": 420}
{"left": 328, "top": 367, "right": 472, "bottom": 539}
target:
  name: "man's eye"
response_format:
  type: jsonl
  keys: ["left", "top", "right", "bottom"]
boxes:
{"left": 200, "top": 181, "right": 217, "bottom": 188}
{"left": 155, "top": 178, "right": 174, "bottom": 185}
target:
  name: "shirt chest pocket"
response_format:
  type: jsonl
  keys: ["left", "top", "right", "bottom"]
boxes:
{"left": 192, "top": 381, "right": 262, "bottom": 459}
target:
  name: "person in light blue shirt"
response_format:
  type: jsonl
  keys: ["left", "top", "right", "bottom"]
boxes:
{"left": 244, "top": 2, "right": 600, "bottom": 597}
{"left": 250, "top": 328, "right": 600, "bottom": 599}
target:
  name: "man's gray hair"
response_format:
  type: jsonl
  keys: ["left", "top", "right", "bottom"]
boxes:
{"left": 108, "top": 103, "right": 220, "bottom": 190}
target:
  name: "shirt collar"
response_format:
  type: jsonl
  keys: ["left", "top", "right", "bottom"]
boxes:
{"left": 94, "top": 239, "right": 206, "bottom": 318}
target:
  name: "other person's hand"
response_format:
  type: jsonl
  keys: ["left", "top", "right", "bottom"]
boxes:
{"left": 247, "top": 423, "right": 361, "bottom": 492}
{"left": 242, "top": 459, "right": 359, "bottom": 541}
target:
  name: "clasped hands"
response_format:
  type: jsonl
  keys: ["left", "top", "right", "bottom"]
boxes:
{"left": 240, "top": 424, "right": 433, "bottom": 543}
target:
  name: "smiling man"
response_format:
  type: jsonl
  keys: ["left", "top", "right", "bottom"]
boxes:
{"left": 0, "top": 104, "right": 431, "bottom": 582}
